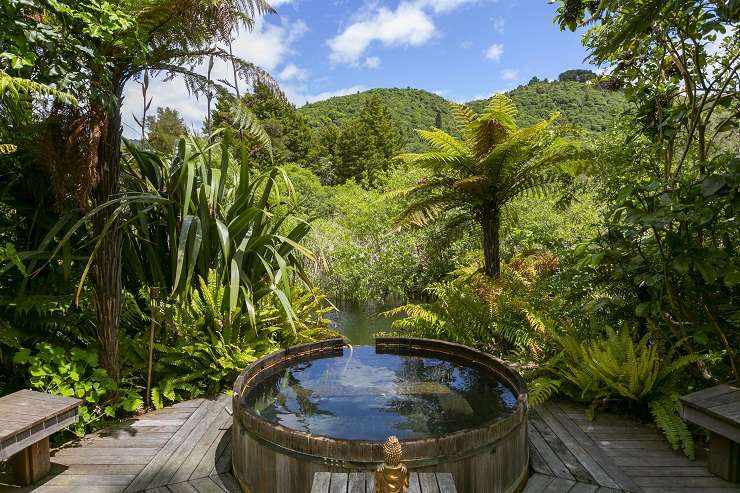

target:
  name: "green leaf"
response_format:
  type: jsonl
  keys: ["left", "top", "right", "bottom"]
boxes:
{"left": 635, "top": 302, "right": 652, "bottom": 317}
{"left": 724, "top": 266, "right": 740, "bottom": 287}
{"left": 701, "top": 175, "right": 726, "bottom": 196}
{"left": 13, "top": 348, "right": 31, "bottom": 364}
{"left": 695, "top": 260, "right": 717, "bottom": 283}
{"left": 671, "top": 256, "right": 691, "bottom": 274}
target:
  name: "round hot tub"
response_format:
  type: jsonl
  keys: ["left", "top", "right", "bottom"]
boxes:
{"left": 232, "top": 337, "right": 528, "bottom": 493}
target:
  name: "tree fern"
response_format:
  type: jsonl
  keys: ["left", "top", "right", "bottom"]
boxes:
{"left": 392, "top": 94, "right": 586, "bottom": 277}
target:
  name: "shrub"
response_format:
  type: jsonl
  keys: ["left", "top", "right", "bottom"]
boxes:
{"left": 532, "top": 329, "right": 701, "bottom": 458}
{"left": 13, "top": 343, "right": 143, "bottom": 436}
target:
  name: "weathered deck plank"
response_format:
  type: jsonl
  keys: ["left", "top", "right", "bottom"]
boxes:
{"left": 124, "top": 400, "right": 211, "bottom": 492}
{"left": 8, "top": 395, "right": 739, "bottom": 493}
{"left": 311, "top": 473, "right": 457, "bottom": 493}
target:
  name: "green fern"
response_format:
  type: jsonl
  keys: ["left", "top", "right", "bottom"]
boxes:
{"left": 528, "top": 377, "right": 562, "bottom": 407}
{"left": 543, "top": 329, "right": 701, "bottom": 457}
{"left": 650, "top": 393, "right": 695, "bottom": 459}
{"left": 0, "top": 70, "right": 77, "bottom": 105}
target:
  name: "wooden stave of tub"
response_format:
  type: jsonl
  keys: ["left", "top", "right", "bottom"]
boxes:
{"left": 232, "top": 337, "right": 529, "bottom": 493}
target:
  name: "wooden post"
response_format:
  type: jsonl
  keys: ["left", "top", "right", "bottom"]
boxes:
{"left": 146, "top": 287, "right": 159, "bottom": 409}
{"left": 709, "top": 433, "right": 740, "bottom": 482}
{"left": 10, "top": 437, "right": 50, "bottom": 485}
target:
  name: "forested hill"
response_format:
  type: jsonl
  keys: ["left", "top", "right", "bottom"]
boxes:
{"left": 298, "top": 81, "right": 627, "bottom": 150}
{"left": 467, "top": 81, "right": 628, "bottom": 133}
{"left": 299, "top": 88, "right": 458, "bottom": 148}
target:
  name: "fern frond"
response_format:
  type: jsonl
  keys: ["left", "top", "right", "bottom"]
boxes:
{"left": 0, "top": 144, "right": 17, "bottom": 154}
{"left": 528, "top": 377, "right": 561, "bottom": 407}
{"left": 0, "top": 70, "right": 77, "bottom": 105}
{"left": 394, "top": 194, "right": 459, "bottom": 228}
{"left": 450, "top": 103, "right": 477, "bottom": 129}
{"left": 416, "top": 128, "right": 472, "bottom": 157}
{"left": 650, "top": 393, "right": 695, "bottom": 459}
{"left": 232, "top": 97, "right": 273, "bottom": 159}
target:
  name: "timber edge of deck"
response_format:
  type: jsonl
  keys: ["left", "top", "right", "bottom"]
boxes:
{"left": 3, "top": 396, "right": 739, "bottom": 493}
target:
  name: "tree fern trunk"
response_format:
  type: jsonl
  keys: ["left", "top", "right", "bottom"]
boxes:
{"left": 91, "top": 82, "right": 124, "bottom": 383}
{"left": 480, "top": 207, "right": 501, "bottom": 278}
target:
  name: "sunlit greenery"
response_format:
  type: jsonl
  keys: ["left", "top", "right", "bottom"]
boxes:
{"left": 0, "top": 0, "right": 738, "bottom": 462}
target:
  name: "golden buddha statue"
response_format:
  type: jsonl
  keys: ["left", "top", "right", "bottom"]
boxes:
{"left": 375, "top": 436, "right": 409, "bottom": 493}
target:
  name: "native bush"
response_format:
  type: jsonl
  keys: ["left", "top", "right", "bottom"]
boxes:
{"left": 13, "top": 343, "right": 143, "bottom": 436}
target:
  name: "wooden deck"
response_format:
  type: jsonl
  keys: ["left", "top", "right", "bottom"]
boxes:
{"left": 1, "top": 396, "right": 737, "bottom": 493}
{"left": 526, "top": 401, "right": 739, "bottom": 493}
{"left": 3, "top": 395, "right": 235, "bottom": 493}
{"left": 310, "top": 472, "right": 457, "bottom": 493}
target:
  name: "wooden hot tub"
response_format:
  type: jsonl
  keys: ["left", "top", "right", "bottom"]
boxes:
{"left": 232, "top": 337, "right": 529, "bottom": 493}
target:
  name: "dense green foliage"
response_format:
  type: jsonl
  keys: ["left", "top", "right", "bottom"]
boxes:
{"left": 468, "top": 80, "right": 627, "bottom": 133}
{"left": 13, "top": 344, "right": 143, "bottom": 436}
{"left": 214, "top": 84, "right": 314, "bottom": 168}
{"left": 393, "top": 94, "right": 586, "bottom": 277}
{"left": 146, "top": 107, "right": 187, "bottom": 154}
{"left": 300, "top": 88, "right": 456, "bottom": 151}
{"left": 308, "top": 96, "right": 400, "bottom": 185}
{"left": 0, "top": 0, "right": 737, "bottom": 466}
{"left": 0, "top": 0, "right": 280, "bottom": 383}
{"left": 0, "top": 0, "right": 333, "bottom": 439}
{"left": 299, "top": 78, "right": 627, "bottom": 150}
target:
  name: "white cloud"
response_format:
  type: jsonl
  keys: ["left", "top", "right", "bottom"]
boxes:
{"left": 492, "top": 16, "right": 505, "bottom": 33}
{"left": 279, "top": 63, "right": 308, "bottom": 81}
{"left": 470, "top": 88, "right": 507, "bottom": 101}
{"left": 270, "top": 0, "right": 294, "bottom": 5}
{"left": 501, "top": 68, "right": 519, "bottom": 81}
{"left": 121, "top": 15, "right": 308, "bottom": 137}
{"left": 231, "top": 18, "right": 307, "bottom": 71}
{"left": 327, "top": 0, "right": 486, "bottom": 65}
{"left": 328, "top": 3, "right": 435, "bottom": 64}
{"left": 364, "top": 56, "right": 381, "bottom": 69}
{"left": 283, "top": 84, "right": 368, "bottom": 106}
{"left": 486, "top": 43, "right": 504, "bottom": 61}
{"left": 414, "top": 0, "right": 479, "bottom": 13}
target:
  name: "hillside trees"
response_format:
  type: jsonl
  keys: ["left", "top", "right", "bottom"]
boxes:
{"left": 558, "top": 69, "right": 597, "bottom": 82}
{"left": 307, "top": 95, "right": 400, "bottom": 186}
{"left": 393, "top": 95, "right": 585, "bottom": 278}
{"left": 146, "top": 107, "right": 187, "bottom": 154}
{"left": 213, "top": 84, "right": 313, "bottom": 167}
{"left": 0, "top": 0, "right": 279, "bottom": 381}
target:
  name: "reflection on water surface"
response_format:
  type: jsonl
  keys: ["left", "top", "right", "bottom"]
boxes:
{"left": 245, "top": 346, "right": 517, "bottom": 440}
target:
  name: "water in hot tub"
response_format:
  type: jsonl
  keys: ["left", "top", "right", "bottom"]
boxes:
{"left": 244, "top": 346, "right": 518, "bottom": 441}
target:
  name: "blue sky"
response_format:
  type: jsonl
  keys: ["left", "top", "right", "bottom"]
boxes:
{"left": 122, "top": 0, "right": 595, "bottom": 137}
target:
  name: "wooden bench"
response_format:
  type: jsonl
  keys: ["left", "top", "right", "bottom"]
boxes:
{"left": 311, "top": 472, "right": 457, "bottom": 493}
{"left": 0, "top": 389, "right": 81, "bottom": 485}
{"left": 680, "top": 383, "right": 740, "bottom": 482}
